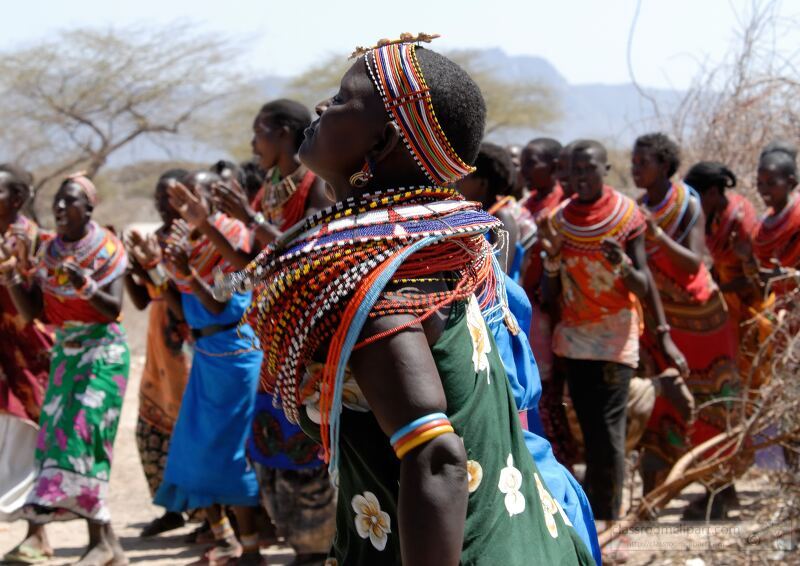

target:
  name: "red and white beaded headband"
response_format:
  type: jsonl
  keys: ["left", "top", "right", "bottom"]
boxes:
{"left": 356, "top": 34, "right": 476, "bottom": 186}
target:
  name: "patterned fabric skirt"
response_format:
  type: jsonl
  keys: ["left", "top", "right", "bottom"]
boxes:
{"left": 136, "top": 418, "right": 171, "bottom": 498}
{"left": 255, "top": 463, "right": 336, "bottom": 555}
{"left": 641, "top": 291, "right": 740, "bottom": 466}
{"left": 20, "top": 322, "right": 129, "bottom": 524}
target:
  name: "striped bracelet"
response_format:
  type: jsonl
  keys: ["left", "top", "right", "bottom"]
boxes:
{"left": 390, "top": 412, "right": 454, "bottom": 459}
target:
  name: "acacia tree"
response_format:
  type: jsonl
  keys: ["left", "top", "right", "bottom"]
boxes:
{"left": 0, "top": 24, "right": 240, "bottom": 200}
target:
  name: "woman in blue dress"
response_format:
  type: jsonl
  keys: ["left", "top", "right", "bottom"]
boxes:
{"left": 154, "top": 170, "right": 264, "bottom": 565}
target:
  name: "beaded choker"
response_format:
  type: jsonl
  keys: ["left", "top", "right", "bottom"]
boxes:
{"left": 364, "top": 43, "right": 475, "bottom": 186}
{"left": 216, "top": 186, "right": 500, "bottom": 478}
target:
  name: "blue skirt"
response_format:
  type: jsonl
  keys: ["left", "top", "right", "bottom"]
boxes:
{"left": 155, "top": 328, "right": 262, "bottom": 510}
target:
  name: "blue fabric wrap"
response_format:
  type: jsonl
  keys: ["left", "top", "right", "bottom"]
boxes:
{"left": 488, "top": 275, "right": 602, "bottom": 565}
{"left": 155, "top": 292, "right": 262, "bottom": 510}
{"left": 247, "top": 394, "right": 324, "bottom": 470}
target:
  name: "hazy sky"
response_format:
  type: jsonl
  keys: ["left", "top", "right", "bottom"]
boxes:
{"left": 4, "top": 0, "right": 797, "bottom": 89}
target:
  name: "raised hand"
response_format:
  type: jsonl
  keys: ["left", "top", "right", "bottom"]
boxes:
{"left": 62, "top": 257, "right": 88, "bottom": 289}
{"left": 164, "top": 244, "right": 191, "bottom": 278}
{"left": 167, "top": 181, "right": 209, "bottom": 228}
{"left": 600, "top": 237, "right": 626, "bottom": 266}
{"left": 538, "top": 216, "right": 563, "bottom": 258}
{"left": 126, "top": 230, "right": 162, "bottom": 268}
{"left": 214, "top": 180, "right": 256, "bottom": 224}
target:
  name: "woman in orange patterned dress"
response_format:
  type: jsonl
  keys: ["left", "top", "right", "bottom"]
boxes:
{"left": 633, "top": 134, "right": 741, "bottom": 518}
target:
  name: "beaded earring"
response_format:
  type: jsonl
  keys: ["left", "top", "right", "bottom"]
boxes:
{"left": 349, "top": 159, "right": 374, "bottom": 188}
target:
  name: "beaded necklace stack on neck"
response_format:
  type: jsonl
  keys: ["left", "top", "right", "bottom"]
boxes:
{"left": 217, "top": 185, "right": 501, "bottom": 471}
{"left": 643, "top": 181, "right": 700, "bottom": 251}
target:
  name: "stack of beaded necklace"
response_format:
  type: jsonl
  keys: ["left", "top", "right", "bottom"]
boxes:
{"left": 259, "top": 165, "right": 317, "bottom": 231}
{"left": 642, "top": 181, "right": 716, "bottom": 307}
{"left": 217, "top": 186, "right": 501, "bottom": 473}
{"left": 642, "top": 181, "right": 700, "bottom": 254}
{"left": 753, "top": 192, "right": 800, "bottom": 272}
{"left": 553, "top": 186, "right": 644, "bottom": 253}
{"left": 39, "top": 221, "right": 126, "bottom": 298}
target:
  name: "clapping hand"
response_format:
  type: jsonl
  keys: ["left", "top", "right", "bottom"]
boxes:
{"left": 125, "top": 230, "right": 162, "bottom": 268}
{"left": 167, "top": 181, "right": 209, "bottom": 228}
{"left": 163, "top": 220, "right": 192, "bottom": 277}
{"left": 213, "top": 179, "right": 255, "bottom": 224}
{"left": 62, "top": 257, "right": 88, "bottom": 289}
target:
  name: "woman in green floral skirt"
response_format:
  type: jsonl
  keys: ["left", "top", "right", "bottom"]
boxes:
{"left": 3, "top": 173, "right": 130, "bottom": 566}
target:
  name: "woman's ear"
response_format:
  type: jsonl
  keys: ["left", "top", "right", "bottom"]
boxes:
{"left": 368, "top": 121, "right": 402, "bottom": 165}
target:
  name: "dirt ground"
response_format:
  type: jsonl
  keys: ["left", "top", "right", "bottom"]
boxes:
{"left": 1, "top": 306, "right": 792, "bottom": 565}
{"left": 0, "top": 306, "right": 295, "bottom": 565}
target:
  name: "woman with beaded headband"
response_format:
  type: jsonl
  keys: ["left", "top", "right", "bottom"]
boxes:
{"left": 219, "top": 35, "right": 594, "bottom": 564}
{"left": 0, "top": 165, "right": 54, "bottom": 558}
{"left": 2, "top": 173, "right": 130, "bottom": 565}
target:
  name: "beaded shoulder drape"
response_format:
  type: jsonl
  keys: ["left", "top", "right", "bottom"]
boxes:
{"left": 216, "top": 186, "right": 501, "bottom": 466}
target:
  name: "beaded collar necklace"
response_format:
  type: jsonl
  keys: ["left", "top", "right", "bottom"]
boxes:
{"left": 216, "top": 186, "right": 500, "bottom": 478}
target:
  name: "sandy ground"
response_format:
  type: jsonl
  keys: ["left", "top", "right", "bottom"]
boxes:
{"left": 0, "top": 306, "right": 787, "bottom": 565}
{"left": 0, "top": 307, "right": 295, "bottom": 565}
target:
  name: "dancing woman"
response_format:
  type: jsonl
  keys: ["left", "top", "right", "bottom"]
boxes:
{"left": 633, "top": 133, "right": 740, "bottom": 518}
{"left": 4, "top": 174, "right": 129, "bottom": 565}
{"left": 217, "top": 36, "right": 594, "bottom": 565}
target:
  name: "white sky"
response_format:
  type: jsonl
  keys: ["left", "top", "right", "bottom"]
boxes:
{"left": 3, "top": 0, "right": 797, "bottom": 89}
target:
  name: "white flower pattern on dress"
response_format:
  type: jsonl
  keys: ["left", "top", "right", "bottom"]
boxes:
{"left": 303, "top": 363, "right": 370, "bottom": 424}
{"left": 466, "top": 460, "right": 483, "bottom": 493}
{"left": 466, "top": 295, "right": 492, "bottom": 383}
{"left": 351, "top": 491, "right": 391, "bottom": 551}
{"left": 534, "top": 472, "right": 572, "bottom": 538}
{"left": 584, "top": 256, "right": 616, "bottom": 297}
{"left": 498, "top": 454, "right": 525, "bottom": 516}
{"left": 74, "top": 388, "right": 106, "bottom": 409}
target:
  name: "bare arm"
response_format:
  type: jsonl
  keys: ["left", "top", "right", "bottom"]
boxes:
{"left": 124, "top": 266, "right": 152, "bottom": 311}
{"left": 629, "top": 233, "right": 689, "bottom": 376}
{"left": 162, "top": 282, "right": 184, "bottom": 320}
{"left": 492, "top": 208, "right": 519, "bottom": 275}
{"left": 85, "top": 278, "right": 125, "bottom": 321}
{"left": 187, "top": 273, "right": 227, "bottom": 315}
{"left": 349, "top": 313, "right": 467, "bottom": 566}
{"left": 538, "top": 217, "right": 563, "bottom": 308}
{"left": 646, "top": 199, "right": 705, "bottom": 273}
{"left": 7, "top": 279, "right": 43, "bottom": 323}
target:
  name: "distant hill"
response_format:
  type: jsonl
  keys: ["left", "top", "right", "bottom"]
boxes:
{"left": 105, "top": 47, "right": 683, "bottom": 166}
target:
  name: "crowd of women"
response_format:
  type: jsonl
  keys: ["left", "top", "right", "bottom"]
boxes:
{"left": 0, "top": 35, "right": 797, "bottom": 565}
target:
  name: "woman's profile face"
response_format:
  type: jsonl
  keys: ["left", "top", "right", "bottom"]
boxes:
{"left": 299, "top": 59, "right": 388, "bottom": 191}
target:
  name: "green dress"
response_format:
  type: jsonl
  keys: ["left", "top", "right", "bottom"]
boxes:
{"left": 301, "top": 297, "right": 595, "bottom": 565}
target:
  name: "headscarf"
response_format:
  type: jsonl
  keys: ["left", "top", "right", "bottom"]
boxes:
{"left": 65, "top": 172, "right": 98, "bottom": 207}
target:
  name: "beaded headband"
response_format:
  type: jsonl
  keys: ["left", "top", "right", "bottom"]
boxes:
{"left": 66, "top": 172, "right": 98, "bottom": 207}
{"left": 361, "top": 36, "right": 475, "bottom": 186}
